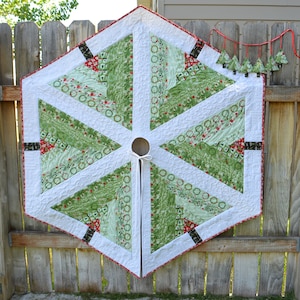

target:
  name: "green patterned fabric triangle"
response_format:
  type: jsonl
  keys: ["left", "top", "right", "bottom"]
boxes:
{"left": 52, "top": 163, "right": 132, "bottom": 250}
{"left": 150, "top": 163, "right": 231, "bottom": 253}
{"left": 39, "top": 100, "right": 121, "bottom": 192}
{"left": 161, "top": 99, "right": 245, "bottom": 192}
{"left": 50, "top": 35, "right": 133, "bottom": 130}
{"left": 150, "top": 34, "right": 234, "bottom": 130}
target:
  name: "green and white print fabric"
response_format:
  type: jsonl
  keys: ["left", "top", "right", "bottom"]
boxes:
{"left": 22, "top": 6, "right": 264, "bottom": 278}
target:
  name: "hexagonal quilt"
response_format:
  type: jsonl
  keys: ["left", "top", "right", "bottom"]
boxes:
{"left": 22, "top": 6, "right": 264, "bottom": 277}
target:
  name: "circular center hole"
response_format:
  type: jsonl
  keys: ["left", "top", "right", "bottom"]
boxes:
{"left": 131, "top": 137, "right": 150, "bottom": 156}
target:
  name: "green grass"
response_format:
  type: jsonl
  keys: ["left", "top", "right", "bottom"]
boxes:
{"left": 78, "top": 292, "right": 296, "bottom": 300}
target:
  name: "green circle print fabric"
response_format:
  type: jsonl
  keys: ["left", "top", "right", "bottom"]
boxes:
{"left": 22, "top": 6, "right": 264, "bottom": 277}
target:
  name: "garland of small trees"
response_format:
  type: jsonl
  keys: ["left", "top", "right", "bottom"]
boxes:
{"left": 212, "top": 28, "right": 300, "bottom": 77}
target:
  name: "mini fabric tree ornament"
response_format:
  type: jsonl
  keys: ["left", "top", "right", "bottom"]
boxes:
{"left": 274, "top": 49, "right": 288, "bottom": 68}
{"left": 252, "top": 58, "right": 266, "bottom": 77}
{"left": 266, "top": 56, "right": 280, "bottom": 73}
{"left": 227, "top": 55, "right": 241, "bottom": 74}
{"left": 22, "top": 6, "right": 264, "bottom": 277}
{"left": 216, "top": 49, "right": 231, "bottom": 68}
{"left": 240, "top": 58, "right": 253, "bottom": 77}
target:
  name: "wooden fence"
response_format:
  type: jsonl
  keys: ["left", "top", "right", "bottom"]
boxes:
{"left": 1, "top": 19, "right": 300, "bottom": 299}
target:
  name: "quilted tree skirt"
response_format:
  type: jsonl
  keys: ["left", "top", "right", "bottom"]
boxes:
{"left": 22, "top": 6, "right": 264, "bottom": 277}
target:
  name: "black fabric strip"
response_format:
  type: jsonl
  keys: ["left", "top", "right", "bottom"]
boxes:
{"left": 190, "top": 41, "right": 204, "bottom": 58}
{"left": 82, "top": 227, "right": 95, "bottom": 243}
{"left": 79, "top": 42, "right": 94, "bottom": 60}
{"left": 24, "top": 142, "right": 40, "bottom": 151}
{"left": 245, "top": 142, "right": 262, "bottom": 150}
{"left": 188, "top": 228, "right": 202, "bottom": 244}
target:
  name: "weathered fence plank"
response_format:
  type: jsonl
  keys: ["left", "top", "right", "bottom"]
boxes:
{"left": 233, "top": 202, "right": 261, "bottom": 295}
{"left": 98, "top": 20, "right": 114, "bottom": 31}
{"left": 3, "top": 97, "right": 29, "bottom": 293}
{"left": 26, "top": 248, "right": 52, "bottom": 293}
{"left": 102, "top": 257, "right": 128, "bottom": 293}
{"left": 259, "top": 253, "right": 285, "bottom": 296}
{"left": 295, "top": 260, "right": 300, "bottom": 300}
{"left": 0, "top": 103, "right": 13, "bottom": 300}
{"left": 0, "top": 23, "right": 13, "bottom": 84}
{"left": 14, "top": 22, "right": 40, "bottom": 82}
{"left": 211, "top": 22, "right": 239, "bottom": 58}
{"left": 41, "top": 22, "right": 67, "bottom": 66}
{"left": 182, "top": 20, "right": 210, "bottom": 42}
{"left": 241, "top": 22, "right": 268, "bottom": 66}
{"left": 0, "top": 23, "right": 26, "bottom": 296}
{"left": 260, "top": 102, "right": 295, "bottom": 295}
{"left": 206, "top": 253, "right": 232, "bottom": 295}
{"left": 266, "top": 86, "right": 300, "bottom": 102}
{"left": 263, "top": 102, "right": 294, "bottom": 236}
{"left": 69, "top": 21, "right": 95, "bottom": 49}
{"left": 155, "top": 259, "right": 179, "bottom": 294}
{"left": 233, "top": 254, "right": 259, "bottom": 297}
{"left": 270, "top": 23, "right": 298, "bottom": 86}
{"left": 180, "top": 252, "right": 205, "bottom": 295}
{"left": 292, "top": 106, "right": 300, "bottom": 299}
{"left": 0, "top": 24, "right": 14, "bottom": 300}
{"left": 130, "top": 274, "right": 153, "bottom": 294}
{"left": 286, "top": 102, "right": 300, "bottom": 297}
{"left": 52, "top": 249, "right": 78, "bottom": 293}
{"left": 1, "top": 102, "right": 22, "bottom": 230}
{"left": 1, "top": 86, "right": 20, "bottom": 101}
{"left": 15, "top": 22, "right": 53, "bottom": 294}
{"left": 77, "top": 249, "right": 102, "bottom": 293}
{"left": 9, "top": 231, "right": 300, "bottom": 252}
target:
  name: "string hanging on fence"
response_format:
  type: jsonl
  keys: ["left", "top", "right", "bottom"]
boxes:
{"left": 211, "top": 28, "right": 300, "bottom": 77}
